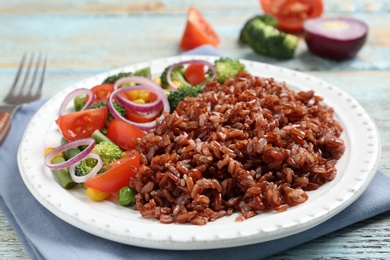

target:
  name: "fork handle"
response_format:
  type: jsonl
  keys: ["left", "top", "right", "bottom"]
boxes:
{"left": 0, "top": 112, "right": 11, "bottom": 146}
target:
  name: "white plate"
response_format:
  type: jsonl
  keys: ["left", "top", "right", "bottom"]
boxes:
{"left": 18, "top": 55, "right": 381, "bottom": 250}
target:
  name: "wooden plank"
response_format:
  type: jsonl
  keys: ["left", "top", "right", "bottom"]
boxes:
{"left": 270, "top": 211, "right": 390, "bottom": 259}
{"left": 0, "top": 2, "right": 389, "bottom": 72}
{"left": 0, "top": 13, "right": 389, "bottom": 71}
{"left": 0, "top": 211, "right": 29, "bottom": 259}
{"left": 0, "top": 0, "right": 389, "bottom": 14}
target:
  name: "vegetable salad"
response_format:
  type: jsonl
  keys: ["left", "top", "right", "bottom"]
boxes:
{"left": 44, "top": 57, "right": 246, "bottom": 207}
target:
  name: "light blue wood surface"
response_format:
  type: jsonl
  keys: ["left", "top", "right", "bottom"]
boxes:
{"left": 1, "top": 0, "right": 389, "bottom": 258}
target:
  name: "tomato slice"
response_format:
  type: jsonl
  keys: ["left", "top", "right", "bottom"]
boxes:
{"left": 180, "top": 6, "right": 220, "bottom": 50}
{"left": 106, "top": 119, "right": 146, "bottom": 151}
{"left": 123, "top": 90, "right": 162, "bottom": 123}
{"left": 260, "top": 0, "right": 324, "bottom": 32}
{"left": 55, "top": 107, "right": 108, "bottom": 141}
{"left": 86, "top": 83, "right": 114, "bottom": 103}
{"left": 125, "top": 106, "right": 162, "bottom": 124}
{"left": 185, "top": 63, "right": 206, "bottom": 85}
{"left": 84, "top": 152, "right": 140, "bottom": 193}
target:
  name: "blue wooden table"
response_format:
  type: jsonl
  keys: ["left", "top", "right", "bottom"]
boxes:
{"left": 1, "top": 0, "right": 389, "bottom": 258}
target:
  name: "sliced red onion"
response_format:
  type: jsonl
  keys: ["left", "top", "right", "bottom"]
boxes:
{"left": 44, "top": 138, "right": 96, "bottom": 170}
{"left": 108, "top": 86, "right": 170, "bottom": 131}
{"left": 113, "top": 76, "right": 164, "bottom": 94}
{"left": 115, "top": 85, "right": 163, "bottom": 113}
{"left": 69, "top": 152, "right": 103, "bottom": 183}
{"left": 59, "top": 88, "right": 94, "bottom": 115}
{"left": 167, "top": 59, "right": 217, "bottom": 90}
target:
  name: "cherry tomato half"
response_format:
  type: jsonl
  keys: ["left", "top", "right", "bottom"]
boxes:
{"left": 55, "top": 107, "right": 108, "bottom": 141}
{"left": 84, "top": 151, "right": 140, "bottom": 193}
{"left": 125, "top": 106, "right": 162, "bottom": 124}
{"left": 260, "top": 0, "right": 324, "bottom": 32}
{"left": 106, "top": 119, "right": 146, "bottom": 151}
{"left": 185, "top": 63, "right": 206, "bottom": 85}
{"left": 180, "top": 6, "right": 220, "bottom": 50}
{"left": 86, "top": 83, "right": 115, "bottom": 103}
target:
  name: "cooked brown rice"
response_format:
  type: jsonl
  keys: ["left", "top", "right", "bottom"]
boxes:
{"left": 130, "top": 71, "right": 346, "bottom": 225}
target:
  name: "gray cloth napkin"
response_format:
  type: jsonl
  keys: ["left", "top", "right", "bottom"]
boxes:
{"left": 1, "top": 45, "right": 389, "bottom": 260}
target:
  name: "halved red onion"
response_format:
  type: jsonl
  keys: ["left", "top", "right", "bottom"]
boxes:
{"left": 303, "top": 17, "right": 368, "bottom": 60}
{"left": 59, "top": 88, "right": 94, "bottom": 115}
{"left": 113, "top": 75, "right": 164, "bottom": 94}
{"left": 115, "top": 85, "right": 163, "bottom": 113}
{"left": 108, "top": 85, "right": 170, "bottom": 131}
{"left": 44, "top": 138, "right": 96, "bottom": 170}
{"left": 69, "top": 152, "right": 103, "bottom": 183}
{"left": 167, "top": 59, "right": 217, "bottom": 90}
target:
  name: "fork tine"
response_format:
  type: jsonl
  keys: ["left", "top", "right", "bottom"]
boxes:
{"left": 4, "top": 53, "right": 27, "bottom": 100}
{"left": 35, "top": 53, "right": 47, "bottom": 98}
{"left": 28, "top": 53, "right": 41, "bottom": 95}
{"left": 3, "top": 52, "right": 46, "bottom": 104}
{"left": 18, "top": 53, "right": 35, "bottom": 96}
{"left": 0, "top": 52, "right": 47, "bottom": 145}
{"left": 29, "top": 52, "right": 46, "bottom": 99}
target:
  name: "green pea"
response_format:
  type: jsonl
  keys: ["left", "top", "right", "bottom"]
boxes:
{"left": 117, "top": 186, "right": 136, "bottom": 206}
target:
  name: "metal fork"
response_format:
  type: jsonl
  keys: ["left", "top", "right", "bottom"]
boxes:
{"left": 0, "top": 52, "right": 47, "bottom": 145}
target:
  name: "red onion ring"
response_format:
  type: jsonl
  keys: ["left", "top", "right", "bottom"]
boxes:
{"left": 115, "top": 85, "right": 163, "bottom": 113}
{"left": 113, "top": 76, "right": 164, "bottom": 94}
{"left": 44, "top": 138, "right": 96, "bottom": 170}
{"left": 167, "top": 59, "right": 217, "bottom": 90}
{"left": 69, "top": 152, "right": 103, "bottom": 183}
{"left": 108, "top": 86, "right": 170, "bottom": 131}
{"left": 59, "top": 88, "right": 94, "bottom": 116}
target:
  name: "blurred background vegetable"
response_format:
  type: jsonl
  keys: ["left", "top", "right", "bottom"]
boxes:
{"left": 303, "top": 17, "right": 368, "bottom": 60}
{"left": 180, "top": 6, "right": 220, "bottom": 50}
{"left": 239, "top": 14, "right": 277, "bottom": 44}
{"left": 239, "top": 15, "right": 299, "bottom": 59}
{"left": 259, "top": 0, "right": 324, "bottom": 33}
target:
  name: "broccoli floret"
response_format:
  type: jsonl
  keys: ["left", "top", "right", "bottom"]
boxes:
{"left": 74, "top": 158, "right": 96, "bottom": 177}
{"left": 88, "top": 100, "right": 126, "bottom": 117}
{"left": 87, "top": 100, "right": 108, "bottom": 110}
{"left": 245, "top": 19, "right": 299, "bottom": 60}
{"left": 89, "top": 100, "right": 126, "bottom": 121}
{"left": 91, "top": 141, "right": 122, "bottom": 165}
{"left": 102, "top": 67, "right": 152, "bottom": 84}
{"left": 160, "top": 65, "right": 191, "bottom": 89}
{"left": 167, "top": 85, "right": 203, "bottom": 112}
{"left": 88, "top": 101, "right": 126, "bottom": 134}
{"left": 239, "top": 15, "right": 277, "bottom": 44}
{"left": 214, "top": 57, "right": 246, "bottom": 84}
{"left": 102, "top": 72, "right": 134, "bottom": 84}
{"left": 73, "top": 142, "right": 121, "bottom": 177}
